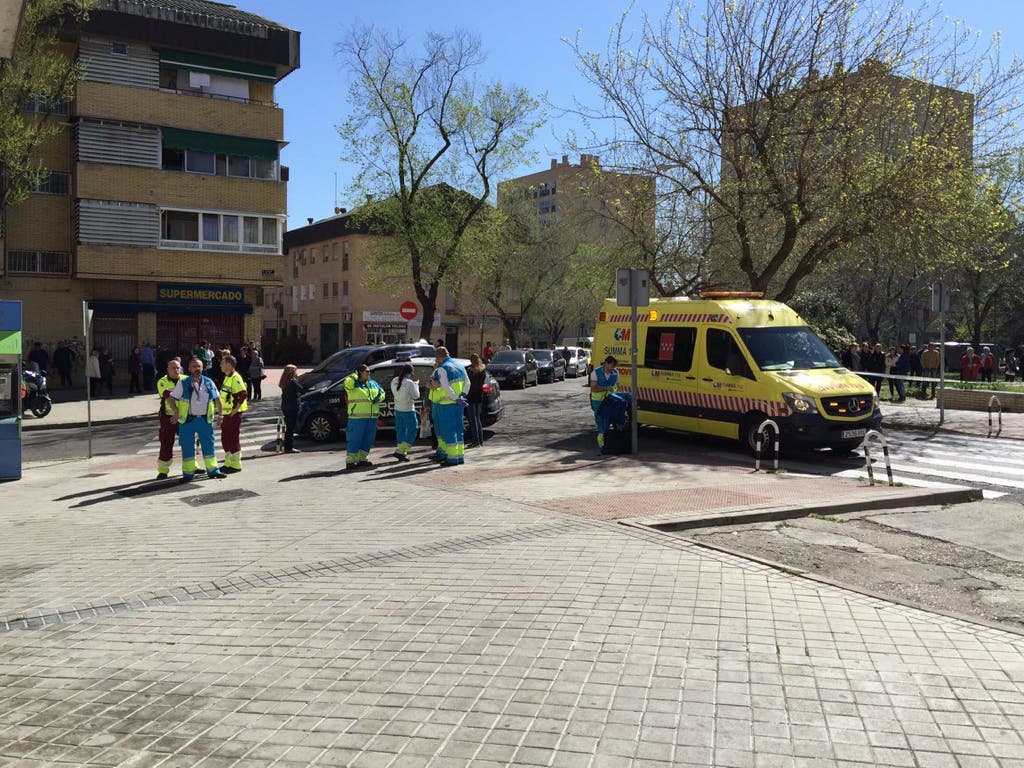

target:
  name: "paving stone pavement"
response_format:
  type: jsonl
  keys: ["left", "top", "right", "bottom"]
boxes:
{"left": 4, "top": 442, "right": 1024, "bottom": 767}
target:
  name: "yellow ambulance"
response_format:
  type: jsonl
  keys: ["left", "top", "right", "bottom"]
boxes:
{"left": 593, "top": 293, "right": 881, "bottom": 451}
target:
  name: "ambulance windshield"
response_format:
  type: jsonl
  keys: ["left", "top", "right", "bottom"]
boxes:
{"left": 738, "top": 327, "right": 840, "bottom": 371}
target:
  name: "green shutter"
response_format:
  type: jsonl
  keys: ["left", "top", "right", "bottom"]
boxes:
{"left": 160, "top": 50, "right": 277, "bottom": 82}
{"left": 161, "top": 128, "right": 279, "bottom": 160}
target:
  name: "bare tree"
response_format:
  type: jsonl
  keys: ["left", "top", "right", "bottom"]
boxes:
{"left": 337, "top": 27, "right": 543, "bottom": 341}
{"left": 1, "top": 0, "right": 93, "bottom": 217}
{"left": 569, "top": 0, "right": 1024, "bottom": 301}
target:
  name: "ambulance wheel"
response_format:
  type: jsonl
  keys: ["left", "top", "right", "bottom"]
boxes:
{"left": 740, "top": 414, "right": 772, "bottom": 455}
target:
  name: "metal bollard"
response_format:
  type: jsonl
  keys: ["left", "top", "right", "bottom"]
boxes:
{"left": 276, "top": 415, "right": 284, "bottom": 453}
{"left": 862, "top": 429, "right": 893, "bottom": 487}
{"left": 988, "top": 395, "right": 1003, "bottom": 438}
{"left": 754, "top": 419, "right": 780, "bottom": 472}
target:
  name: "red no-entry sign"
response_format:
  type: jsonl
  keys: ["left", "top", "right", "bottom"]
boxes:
{"left": 399, "top": 301, "right": 418, "bottom": 320}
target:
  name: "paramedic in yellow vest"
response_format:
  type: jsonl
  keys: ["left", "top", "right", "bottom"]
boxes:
{"left": 219, "top": 354, "right": 249, "bottom": 473}
{"left": 590, "top": 355, "right": 619, "bottom": 449}
{"left": 428, "top": 346, "right": 468, "bottom": 466}
{"left": 169, "top": 357, "right": 225, "bottom": 482}
{"left": 344, "top": 363, "right": 385, "bottom": 470}
{"left": 155, "top": 357, "right": 182, "bottom": 480}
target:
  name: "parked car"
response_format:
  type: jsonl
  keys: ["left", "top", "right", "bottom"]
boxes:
{"left": 486, "top": 350, "right": 539, "bottom": 389}
{"left": 297, "top": 343, "right": 435, "bottom": 391}
{"left": 531, "top": 349, "right": 567, "bottom": 383}
{"left": 560, "top": 346, "right": 589, "bottom": 377}
{"left": 297, "top": 356, "right": 504, "bottom": 442}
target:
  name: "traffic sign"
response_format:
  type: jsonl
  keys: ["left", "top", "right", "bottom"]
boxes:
{"left": 399, "top": 301, "right": 419, "bottom": 320}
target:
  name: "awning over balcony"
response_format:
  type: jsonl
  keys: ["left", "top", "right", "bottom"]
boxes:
{"left": 159, "top": 50, "right": 277, "bottom": 82}
{"left": 161, "top": 127, "right": 279, "bottom": 160}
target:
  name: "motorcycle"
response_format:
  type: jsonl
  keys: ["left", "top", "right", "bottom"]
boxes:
{"left": 22, "top": 367, "right": 52, "bottom": 418}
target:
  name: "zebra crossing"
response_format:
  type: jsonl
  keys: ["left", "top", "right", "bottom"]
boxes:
{"left": 836, "top": 429, "right": 1024, "bottom": 499}
{"left": 135, "top": 403, "right": 285, "bottom": 460}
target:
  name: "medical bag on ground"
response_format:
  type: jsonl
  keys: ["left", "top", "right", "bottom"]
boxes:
{"left": 602, "top": 426, "right": 632, "bottom": 455}
{"left": 597, "top": 392, "right": 631, "bottom": 427}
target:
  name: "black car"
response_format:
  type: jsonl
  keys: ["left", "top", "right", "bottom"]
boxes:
{"left": 298, "top": 356, "right": 504, "bottom": 442}
{"left": 485, "top": 350, "right": 539, "bottom": 389}
{"left": 530, "top": 349, "right": 566, "bottom": 383}
{"left": 297, "top": 343, "right": 435, "bottom": 391}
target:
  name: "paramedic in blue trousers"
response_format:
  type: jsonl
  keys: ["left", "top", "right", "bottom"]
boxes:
{"left": 344, "top": 364, "right": 385, "bottom": 470}
{"left": 428, "top": 346, "right": 468, "bottom": 466}
{"left": 390, "top": 363, "right": 420, "bottom": 462}
{"left": 590, "top": 355, "right": 619, "bottom": 450}
{"left": 169, "top": 357, "right": 225, "bottom": 482}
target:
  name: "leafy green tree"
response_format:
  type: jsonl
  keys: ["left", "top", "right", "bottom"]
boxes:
{"left": 1, "top": 0, "right": 92, "bottom": 219}
{"left": 336, "top": 27, "right": 543, "bottom": 342}
{"left": 569, "top": 0, "right": 1024, "bottom": 301}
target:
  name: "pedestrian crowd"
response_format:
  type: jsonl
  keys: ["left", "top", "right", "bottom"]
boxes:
{"left": 838, "top": 340, "right": 1021, "bottom": 401}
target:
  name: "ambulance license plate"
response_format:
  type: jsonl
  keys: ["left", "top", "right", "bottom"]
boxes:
{"left": 841, "top": 428, "right": 866, "bottom": 439}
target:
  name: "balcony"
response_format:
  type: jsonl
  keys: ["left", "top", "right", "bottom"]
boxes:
{"left": 75, "top": 80, "right": 283, "bottom": 140}
{"left": 76, "top": 244, "right": 284, "bottom": 283}
{"left": 75, "top": 163, "right": 286, "bottom": 213}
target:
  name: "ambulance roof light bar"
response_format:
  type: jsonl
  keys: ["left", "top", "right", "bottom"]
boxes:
{"left": 697, "top": 291, "right": 765, "bottom": 299}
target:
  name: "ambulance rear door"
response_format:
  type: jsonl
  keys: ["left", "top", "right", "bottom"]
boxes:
{"left": 637, "top": 324, "right": 702, "bottom": 432}
{"left": 698, "top": 326, "right": 761, "bottom": 440}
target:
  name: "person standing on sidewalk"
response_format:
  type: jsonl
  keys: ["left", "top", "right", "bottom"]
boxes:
{"left": 128, "top": 346, "right": 142, "bottom": 394}
{"left": 428, "top": 346, "right": 468, "bottom": 467}
{"left": 169, "top": 357, "right": 225, "bottom": 482}
{"left": 344, "top": 364, "right": 385, "bottom": 470}
{"left": 465, "top": 353, "right": 486, "bottom": 448}
{"left": 86, "top": 348, "right": 101, "bottom": 397}
{"left": 250, "top": 347, "right": 265, "bottom": 401}
{"left": 98, "top": 347, "right": 115, "bottom": 395}
{"left": 54, "top": 342, "right": 75, "bottom": 388}
{"left": 390, "top": 363, "right": 420, "bottom": 462}
{"left": 140, "top": 342, "right": 156, "bottom": 391}
{"left": 155, "top": 357, "right": 183, "bottom": 480}
{"left": 236, "top": 346, "right": 252, "bottom": 400}
{"left": 279, "top": 364, "right": 303, "bottom": 453}
{"left": 921, "top": 343, "right": 940, "bottom": 398}
{"left": 218, "top": 354, "right": 248, "bottom": 474}
{"left": 590, "top": 355, "right": 619, "bottom": 449}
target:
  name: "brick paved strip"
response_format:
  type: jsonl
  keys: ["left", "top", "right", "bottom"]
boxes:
{"left": 0, "top": 519, "right": 588, "bottom": 634}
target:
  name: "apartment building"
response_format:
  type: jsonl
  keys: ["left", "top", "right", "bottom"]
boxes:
{"left": 280, "top": 211, "right": 507, "bottom": 362}
{"left": 0, "top": 0, "right": 299, "bottom": 361}
{"left": 498, "top": 154, "right": 655, "bottom": 245}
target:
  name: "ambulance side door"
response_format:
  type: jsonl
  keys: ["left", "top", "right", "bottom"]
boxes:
{"left": 699, "top": 327, "right": 759, "bottom": 439}
{"left": 639, "top": 325, "right": 701, "bottom": 432}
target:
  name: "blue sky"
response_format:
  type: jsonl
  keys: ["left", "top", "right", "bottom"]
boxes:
{"left": 238, "top": 0, "right": 1024, "bottom": 228}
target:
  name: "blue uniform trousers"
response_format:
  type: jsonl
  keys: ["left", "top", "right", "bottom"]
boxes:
{"left": 394, "top": 410, "right": 418, "bottom": 456}
{"left": 433, "top": 402, "right": 465, "bottom": 465}
{"left": 346, "top": 417, "right": 377, "bottom": 464}
{"left": 591, "top": 399, "right": 608, "bottom": 446}
{"left": 178, "top": 416, "right": 218, "bottom": 475}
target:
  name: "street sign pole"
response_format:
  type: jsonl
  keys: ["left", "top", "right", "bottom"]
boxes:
{"left": 932, "top": 282, "right": 950, "bottom": 426}
{"left": 83, "top": 301, "right": 93, "bottom": 459}
{"left": 616, "top": 269, "right": 649, "bottom": 455}
{"left": 630, "top": 273, "right": 639, "bottom": 455}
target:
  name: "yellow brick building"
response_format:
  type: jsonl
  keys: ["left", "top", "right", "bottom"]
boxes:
{"left": 280, "top": 212, "right": 506, "bottom": 362}
{"left": 0, "top": 0, "right": 299, "bottom": 364}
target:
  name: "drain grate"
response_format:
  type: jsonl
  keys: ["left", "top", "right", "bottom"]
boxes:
{"left": 183, "top": 489, "right": 260, "bottom": 507}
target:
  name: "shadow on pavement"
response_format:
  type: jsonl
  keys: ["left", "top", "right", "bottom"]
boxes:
{"left": 65, "top": 475, "right": 225, "bottom": 508}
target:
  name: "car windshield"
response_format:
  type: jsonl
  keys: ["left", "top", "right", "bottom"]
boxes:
{"left": 738, "top": 327, "right": 840, "bottom": 371}
{"left": 310, "top": 348, "right": 367, "bottom": 373}
{"left": 491, "top": 351, "right": 525, "bottom": 364}
{"left": 532, "top": 351, "right": 553, "bottom": 361}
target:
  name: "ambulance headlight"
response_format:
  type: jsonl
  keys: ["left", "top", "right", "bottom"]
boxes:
{"left": 783, "top": 392, "right": 818, "bottom": 414}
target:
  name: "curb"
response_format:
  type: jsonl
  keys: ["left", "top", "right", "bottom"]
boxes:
{"left": 22, "top": 413, "right": 154, "bottom": 432}
{"left": 623, "top": 486, "right": 984, "bottom": 533}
